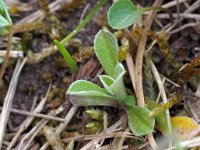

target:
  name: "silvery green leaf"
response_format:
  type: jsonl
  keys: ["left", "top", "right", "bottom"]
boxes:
{"left": 0, "top": 15, "right": 10, "bottom": 28}
{"left": 127, "top": 106, "right": 155, "bottom": 136}
{"left": 69, "top": 95, "right": 122, "bottom": 107}
{"left": 0, "top": 0, "right": 12, "bottom": 23}
{"left": 110, "top": 63, "right": 127, "bottom": 99}
{"left": 123, "top": 95, "right": 136, "bottom": 106}
{"left": 0, "top": 11, "right": 11, "bottom": 36}
{"left": 0, "top": 57, "right": 3, "bottom": 64}
{"left": 107, "top": 0, "right": 143, "bottom": 29}
{"left": 94, "top": 30, "right": 118, "bottom": 77}
{"left": 67, "top": 80, "right": 111, "bottom": 97}
{"left": 99, "top": 75, "right": 115, "bottom": 95}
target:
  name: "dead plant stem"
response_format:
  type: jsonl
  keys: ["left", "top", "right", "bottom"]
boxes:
{"left": 0, "top": 26, "right": 13, "bottom": 78}
{"left": 151, "top": 61, "right": 173, "bottom": 148}
{"left": 135, "top": 0, "right": 163, "bottom": 149}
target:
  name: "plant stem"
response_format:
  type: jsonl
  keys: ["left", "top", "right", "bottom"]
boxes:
{"left": 61, "top": 0, "right": 108, "bottom": 45}
{"left": 143, "top": 6, "right": 173, "bottom": 24}
{"left": 54, "top": 40, "right": 78, "bottom": 72}
{"left": 0, "top": 26, "right": 13, "bottom": 79}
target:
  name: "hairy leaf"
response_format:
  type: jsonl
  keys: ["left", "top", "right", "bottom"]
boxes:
{"left": 107, "top": 0, "right": 143, "bottom": 29}
{"left": 0, "top": 0, "right": 12, "bottom": 23}
{"left": 127, "top": 106, "right": 155, "bottom": 136}
{"left": 110, "top": 63, "right": 127, "bottom": 99}
{"left": 99, "top": 75, "right": 115, "bottom": 95}
{"left": 94, "top": 30, "right": 118, "bottom": 77}
{"left": 67, "top": 80, "right": 110, "bottom": 97}
{"left": 69, "top": 95, "right": 121, "bottom": 107}
{"left": 123, "top": 95, "right": 136, "bottom": 106}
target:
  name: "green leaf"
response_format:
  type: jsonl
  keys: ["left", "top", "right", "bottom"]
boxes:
{"left": 67, "top": 80, "right": 110, "bottom": 97}
{"left": 85, "top": 109, "right": 103, "bottom": 121}
{"left": 107, "top": 0, "right": 144, "bottom": 29}
{"left": 127, "top": 106, "right": 155, "bottom": 136}
{"left": 0, "top": 0, "right": 12, "bottom": 23}
{"left": 94, "top": 30, "right": 118, "bottom": 77}
{"left": 67, "top": 80, "right": 122, "bottom": 107}
{"left": 0, "top": 15, "right": 10, "bottom": 36}
{"left": 113, "top": 63, "right": 126, "bottom": 80}
{"left": 99, "top": 75, "right": 115, "bottom": 95}
{"left": 110, "top": 63, "right": 127, "bottom": 99}
{"left": 0, "top": 57, "right": 3, "bottom": 64}
{"left": 123, "top": 95, "right": 136, "bottom": 106}
{"left": 0, "top": 15, "right": 10, "bottom": 27}
{"left": 146, "top": 99, "right": 169, "bottom": 134}
{"left": 54, "top": 40, "right": 78, "bottom": 72}
{"left": 69, "top": 95, "right": 121, "bottom": 107}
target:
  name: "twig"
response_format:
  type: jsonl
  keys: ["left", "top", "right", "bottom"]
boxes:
{"left": 135, "top": 0, "right": 162, "bottom": 149}
{"left": 95, "top": 112, "right": 108, "bottom": 149}
{"left": 157, "top": 13, "right": 200, "bottom": 20}
{"left": 18, "top": 106, "right": 64, "bottom": 150}
{"left": 79, "top": 4, "right": 90, "bottom": 23}
{"left": 162, "top": 0, "right": 188, "bottom": 8}
{"left": 151, "top": 61, "right": 173, "bottom": 148}
{"left": 0, "top": 58, "right": 26, "bottom": 149}
{"left": 80, "top": 115, "right": 126, "bottom": 150}
{"left": 39, "top": 106, "right": 78, "bottom": 150}
{"left": 156, "top": 78, "right": 165, "bottom": 103}
{"left": 112, "top": 128, "right": 130, "bottom": 150}
{"left": 163, "top": 0, "right": 200, "bottom": 31}
{"left": 0, "top": 27, "right": 13, "bottom": 78}
{"left": 125, "top": 53, "right": 136, "bottom": 91}
{"left": 100, "top": 145, "right": 128, "bottom": 150}
{"left": 169, "top": 22, "right": 200, "bottom": 34}
{"left": 0, "top": 50, "right": 24, "bottom": 58}
{"left": 184, "top": 99, "right": 200, "bottom": 123}
{"left": 16, "top": 0, "right": 74, "bottom": 24}
{"left": 7, "top": 84, "right": 51, "bottom": 150}
{"left": 0, "top": 107, "right": 65, "bottom": 122}
{"left": 187, "top": 125, "right": 200, "bottom": 139}
{"left": 178, "top": 136, "right": 200, "bottom": 148}
{"left": 62, "top": 131, "right": 135, "bottom": 142}
{"left": 135, "top": 0, "right": 162, "bottom": 105}
{"left": 196, "top": 84, "right": 200, "bottom": 97}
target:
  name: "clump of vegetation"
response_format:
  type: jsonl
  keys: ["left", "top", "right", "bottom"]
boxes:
{"left": 1, "top": 0, "right": 200, "bottom": 149}
{"left": 67, "top": 30, "right": 155, "bottom": 136}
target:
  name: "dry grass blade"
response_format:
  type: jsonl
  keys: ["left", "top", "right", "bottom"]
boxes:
{"left": 134, "top": 0, "right": 163, "bottom": 149}
{"left": 17, "top": 106, "right": 64, "bottom": 150}
{"left": 16, "top": 0, "right": 74, "bottom": 24}
{"left": 151, "top": 61, "right": 172, "bottom": 147}
{"left": 0, "top": 58, "right": 27, "bottom": 149}
{"left": 162, "top": 0, "right": 188, "bottom": 8}
{"left": 7, "top": 96, "right": 47, "bottom": 150}
{"left": 80, "top": 115, "right": 127, "bottom": 150}
{"left": 40, "top": 106, "right": 78, "bottom": 150}
{"left": 157, "top": 13, "right": 200, "bottom": 20}
{"left": 62, "top": 131, "right": 135, "bottom": 142}
{"left": 0, "top": 50, "right": 24, "bottom": 58}
{"left": 0, "top": 27, "right": 13, "bottom": 78}
{"left": 4, "top": 108, "right": 65, "bottom": 122}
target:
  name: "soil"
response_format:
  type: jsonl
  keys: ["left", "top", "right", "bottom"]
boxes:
{"left": 1, "top": 0, "right": 200, "bottom": 149}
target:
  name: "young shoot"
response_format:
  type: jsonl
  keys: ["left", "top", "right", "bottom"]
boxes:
{"left": 67, "top": 30, "right": 155, "bottom": 136}
{"left": 54, "top": 0, "right": 108, "bottom": 72}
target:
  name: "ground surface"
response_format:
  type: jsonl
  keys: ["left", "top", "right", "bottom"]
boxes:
{"left": 0, "top": 0, "right": 200, "bottom": 149}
